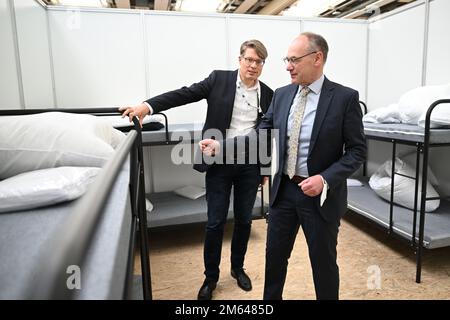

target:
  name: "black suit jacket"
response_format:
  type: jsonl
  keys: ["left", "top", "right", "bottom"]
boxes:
{"left": 146, "top": 70, "right": 274, "bottom": 172}
{"left": 258, "top": 77, "right": 366, "bottom": 223}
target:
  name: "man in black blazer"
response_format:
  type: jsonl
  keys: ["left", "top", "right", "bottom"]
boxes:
{"left": 120, "top": 40, "right": 273, "bottom": 300}
{"left": 258, "top": 32, "right": 366, "bottom": 300}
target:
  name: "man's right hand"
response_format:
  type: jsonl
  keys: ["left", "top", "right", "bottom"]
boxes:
{"left": 199, "top": 139, "right": 220, "bottom": 157}
{"left": 119, "top": 103, "right": 150, "bottom": 127}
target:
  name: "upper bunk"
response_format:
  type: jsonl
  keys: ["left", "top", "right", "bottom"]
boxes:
{"left": 0, "top": 108, "right": 151, "bottom": 299}
{"left": 361, "top": 99, "right": 450, "bottom": 145}
{"left": 363, "top": 122, "right": 450, "bottom": 144}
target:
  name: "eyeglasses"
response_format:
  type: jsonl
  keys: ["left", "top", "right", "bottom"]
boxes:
{"left": 241, "top": 57, "right": 265, "bottom": 67}
{"left": 283, "top": 51, "right": 317, "bottom": 66}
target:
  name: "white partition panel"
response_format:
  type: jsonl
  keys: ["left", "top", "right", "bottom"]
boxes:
{"left": 49, "top": 9, "right": 146, "bottom": 107}
{"left": 227, "top": 16, "right": 301, "bottom": 90}
{"left": 426, "top": 0, "right": 450, "bottom": 196}
{"left": 426, "top": 0, "right": 450, "bottom": 86}
{"left": 14, "top": 0, "right": 53, "bottom": 108}
{"left": 0, "top": 0, "right": 21, "bottom": 109}
{"left": 302, "top": 20, "right": 368, "bottom": 102}
{"left": 145, "top": 13, "right": 227, "bottom": 125}
{"left": 367, "top": 4, "right": 425, "bottom": 111}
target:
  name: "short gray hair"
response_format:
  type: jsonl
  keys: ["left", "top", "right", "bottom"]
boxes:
{"left": 301, "top": 32, "right": 329, "bottom": 63}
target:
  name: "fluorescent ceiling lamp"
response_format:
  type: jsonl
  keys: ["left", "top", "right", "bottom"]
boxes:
{"left": 56, "top": 0, "right": 107, "bottom": 7}
{"left": 282, "top": 0, "right": 346, "bottom": 17}
{"left": 176, "top": 0, "right": 223, "bottom": 13}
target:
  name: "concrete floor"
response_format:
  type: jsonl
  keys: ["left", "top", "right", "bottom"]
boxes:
{"left": 135, "top": 212, "right": 450, "bottom": 300}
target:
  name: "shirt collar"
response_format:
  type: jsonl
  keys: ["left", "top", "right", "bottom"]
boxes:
{"left": 300, "top": 74, "right": 324, "bottom": 95}
{"left": 236, "top": 69, "right": 260, "bottom": 92}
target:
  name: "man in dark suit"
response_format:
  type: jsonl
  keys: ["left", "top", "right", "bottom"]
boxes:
{"left": 258, "top": 32, "right": 366, "bottom": 300}
{"left": 120, "top": 40, "right": 274, "bottom": 300}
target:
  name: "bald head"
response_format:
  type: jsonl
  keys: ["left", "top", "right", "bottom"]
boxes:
{"left": 299, "top": 32, "right": 328, "bottom": 63}
{"left": 285, "top": 32, "right": 328, "bottom": 86}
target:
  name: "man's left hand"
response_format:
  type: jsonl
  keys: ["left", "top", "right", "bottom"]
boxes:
{"left": 299, "top": 175, "right": 324, "bottom": 197}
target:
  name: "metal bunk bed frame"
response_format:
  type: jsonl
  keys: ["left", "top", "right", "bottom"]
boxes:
{"left": 353, "top": 99, "right": 450, "bottom": 283}
{"left": 141, "top": 115, "right": 268, "bottom": 225}
{"left": 0, "top": 107, "right": 152, "bottom": 299}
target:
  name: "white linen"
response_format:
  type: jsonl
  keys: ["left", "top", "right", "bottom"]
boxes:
{"left": 0, "top": 166, "right": 100, "bottom": 213}
{"left": 369, "top": 157, "right": 440, "bottom": 212}
{"left": 0, "top": 112, "right": 125, "bottom": 180}
{"left": 363, "top": 84, "right": 450, "bottom": 128}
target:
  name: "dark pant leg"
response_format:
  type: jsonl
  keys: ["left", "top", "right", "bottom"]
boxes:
{"left": 263, "top": 178, "right": 300, "bottom": 300}
{"left": 204, "top": 165, "right": 233, "bottom": 282}
{"left": 230, "top": 164, "right": 261, "bottom": 270}
{"left": 298, "top": 193, "right": 340, "bottom": 300}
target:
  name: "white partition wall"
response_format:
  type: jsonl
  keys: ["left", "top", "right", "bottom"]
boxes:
{"left": 302, "top": 19, "right": 368, "bottom": 101}
{"left": 13, "top": 0, "right": 54, "bottom": 108}
{"left": 145, "top": 13, "right": 227, "bottom": 125}
{"left": 227, "top": 15, "right": 301, "bottom": 90}
{"left": 0, "top": 0, "right": 22, "bottom": 109}
{"left": 49, "top": 9, "right": 147, "bottom": 107}
{"left": 366, "top": 2, "right": 425, "bottom": 111}
{"left": 426, "top": 0, "right": 450, "bottom": 86}
{"left": 144, "top": 13, "right": 227, "bottom": 192}
{"left": 426, "top": 0, "right": 450, "bottom": 196}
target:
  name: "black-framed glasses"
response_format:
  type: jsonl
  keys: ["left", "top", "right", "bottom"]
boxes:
{"left": 283, "top": 51, "right": 317, "bottom": 65}
{"left": 241, "top": 56, "right": 265, "bottom": 67}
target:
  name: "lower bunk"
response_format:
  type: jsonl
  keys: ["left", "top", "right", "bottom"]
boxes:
{"left": 348, "top": 178, "right": 450, "bottom": 250}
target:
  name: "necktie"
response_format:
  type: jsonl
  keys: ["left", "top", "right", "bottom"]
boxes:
{"left": 286, "top": 86, "right": 310, "bottom": 179}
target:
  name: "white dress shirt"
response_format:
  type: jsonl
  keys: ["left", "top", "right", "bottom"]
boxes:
{"left": 226, "top": 71, "right": 260, "bottom": 139}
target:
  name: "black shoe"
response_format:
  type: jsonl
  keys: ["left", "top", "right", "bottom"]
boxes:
{"left": 231, "top": 268, "right": 252, "bottom": 291}
{"left": 197, "top": 279, "right": 217, "bottom": 300}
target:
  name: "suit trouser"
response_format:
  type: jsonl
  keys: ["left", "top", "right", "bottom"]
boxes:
{"left": 263, "top": 175, "right": 340, "bottom": 300}
{"left": 203, "top": 164, "right": 261, "bottom": 282}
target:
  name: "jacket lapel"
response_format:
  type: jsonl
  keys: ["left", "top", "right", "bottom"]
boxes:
{"left": 308, "top": 77, "right": 334, "bottom": 155}
{"left": 279, "top": 84, "right": 299, "bottom": 167}
{"left": 224, "top": 70, "right": 238, "bottom": 129}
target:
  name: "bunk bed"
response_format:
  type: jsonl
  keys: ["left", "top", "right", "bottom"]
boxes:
{"left": 140, "top": 116, "right": 268, "bottom": 228}
{"left": 0, "top": 108, "right": 152, "bottom": 299}
{"left": 348, "top": 99, "right": 450, "bottom": 283}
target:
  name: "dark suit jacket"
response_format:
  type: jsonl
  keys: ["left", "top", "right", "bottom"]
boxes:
{"left": 146, "top": 69, "right": 274, "bottom": 172}
{"left": 258, "top": 77, "right": 366, "bottom": 223}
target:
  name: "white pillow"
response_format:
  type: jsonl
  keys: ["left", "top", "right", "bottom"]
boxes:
{"left": 0, "top": 112, "right": 125, "bottom": 180}
{"left": 173, "top": 185, "right": 206, "bottom": 200}
{"left": 146, "top": 198, "right": 154, "bottom": 212}
{"left": 397, "top": 84, "right": 450, "bottom": 125}
{"left": 362, "top": 104, "right": 401, "bottom": 124}
{"left": 400, "top": 152, "right": 439, "bottom": 186}
{"left": 418, "top": 100, "right": 450, "bottom": 128}
{"left": 0, "top": 166, "right": 100, "bottom": 213}
{"left": 347, "top": 178, "right": 363, "bottom": 187}
{"left": 369, "top": 157, "right": 440, "bottom": 212}
{"left": 103, "top": 114, "right": 165, "bottom": 128}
